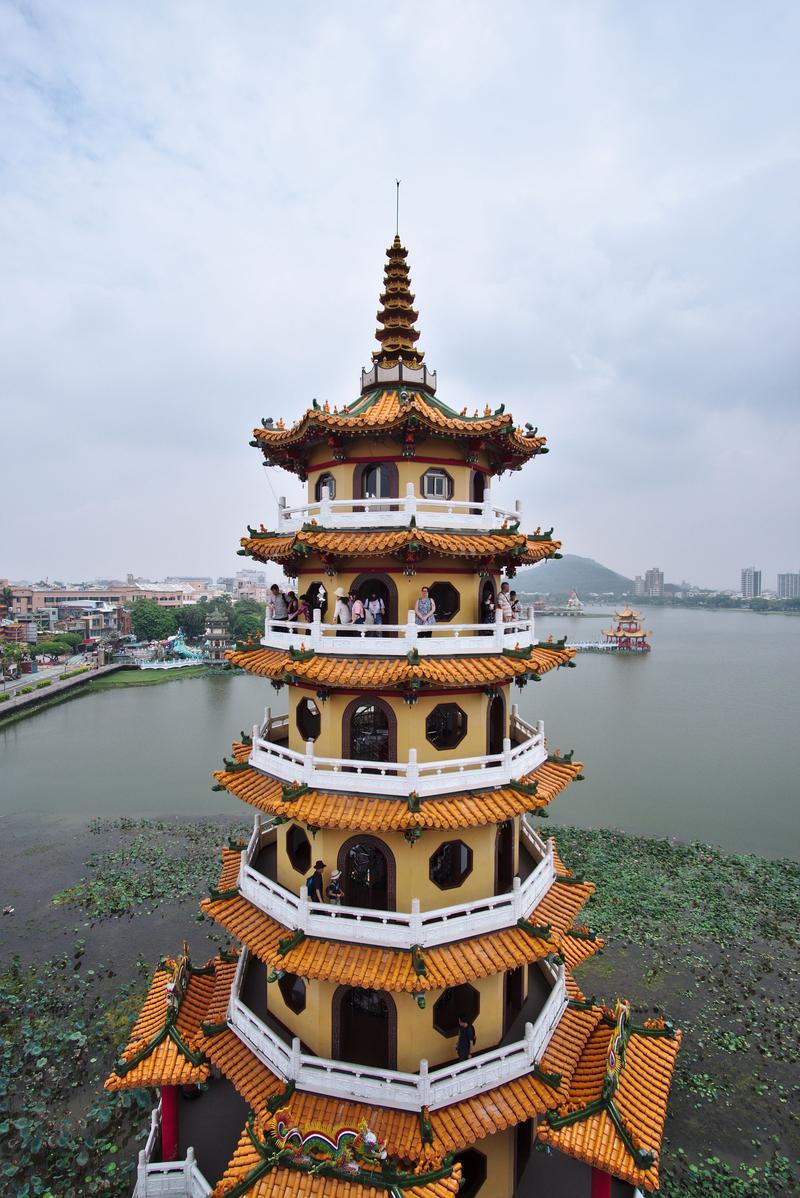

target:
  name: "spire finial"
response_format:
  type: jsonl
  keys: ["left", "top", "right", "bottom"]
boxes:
{"left": 395, "top": 179, "right": 401, "bottom": 236}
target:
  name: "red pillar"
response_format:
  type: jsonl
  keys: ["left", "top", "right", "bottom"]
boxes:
{"left": 591, "top": 1168, "right": 612, "bottom": 1198}
{"left": 160, "top": 1085, "right": 179, "bottom": 1161}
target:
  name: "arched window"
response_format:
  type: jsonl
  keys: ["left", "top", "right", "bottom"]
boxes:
{"left": 356, "top": 462, "right": 398, "bottom": 500}
{"left": 343, "top": 696, "right": 396, "bottom": 763}
{"left": 315, "top": 473, "right": 336, "bottom": 502}
{"left": 334, "top": 987, "right": 397, "bottom": 1070}
{"left": 337, "top": 835, "right": 395, "bottom": 910}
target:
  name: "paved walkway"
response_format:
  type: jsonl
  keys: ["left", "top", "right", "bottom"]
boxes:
{"left": 0, "top": 662, "right": 124, "bottom": 715}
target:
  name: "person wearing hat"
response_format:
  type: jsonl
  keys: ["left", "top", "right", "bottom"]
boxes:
{"left": 326, "top": 868, "right": 344, "bottom": 905}
{"left": 334, "top": 586, "right": 351, "bottom": 636}
{"left": 306, "top": 860, "right": 326, "bottom": 904}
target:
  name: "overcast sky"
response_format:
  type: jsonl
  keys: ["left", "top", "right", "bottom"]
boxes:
{"left": 2, "top": 1, "right": 798, "bottom": 591}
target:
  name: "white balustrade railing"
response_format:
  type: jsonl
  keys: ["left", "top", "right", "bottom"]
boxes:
{"left": 248, "top": 711, "right": 546, "bottom": 798}
{"left": 277, "top": 481, "right": 520, "bottom": 532}
{"left": 238, "top": 817, "right": 555, "bottom": 950}
{"left": 262, "top": 607, "right": 535, "bottom": 657}
{"left": 227, "top": 949, "right": 567, "bottom": 1111}
{"left": 134, "top": 1106, "right": 211, "bottom": 1198}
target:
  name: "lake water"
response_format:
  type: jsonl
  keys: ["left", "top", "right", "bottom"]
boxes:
{"left": 1, "top": 608, "right": 797, "bottom": 859}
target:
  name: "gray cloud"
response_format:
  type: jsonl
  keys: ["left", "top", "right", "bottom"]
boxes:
{"left": 1, "top": 0, "right": 798, "bottom": 589}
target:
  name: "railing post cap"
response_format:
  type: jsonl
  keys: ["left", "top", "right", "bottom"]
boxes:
{"left": 186, "top": 1146, "right": 195, "bottom": 1162}
{"left": 411, "top": 897, "right": 421, "bottom": 913}
{"left": 512, "top": 875, "right": 521, "bottom": 890}
{"left": 292, "top": 1035, "right": 301, "bottom": 1050}
{"left": 419, "top": 1057, "right": 429, "bottom": 1075}
{"left": 408, "top": 746, "right": 417, "bottom": 761}
{"left": 138, "top": 1149, "right": 146, "bottom": 1165}
{"left": 524, "top": 1021, "right": 534, "bottom": 1040}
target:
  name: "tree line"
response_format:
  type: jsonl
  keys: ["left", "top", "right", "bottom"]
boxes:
{"left": 129, "top": 596, "right": 265, "bottom": 643}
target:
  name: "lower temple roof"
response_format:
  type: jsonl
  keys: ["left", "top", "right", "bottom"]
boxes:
{"left": 105, "top": 951, "right": 218, "bottom": 1090}
{"left": 537, "top": 1002, "right": 681, "bottom": 1191}
{"left": 210, "top": 1121, "right": 462, "bottom": 1198}
{"left": 213, "top": 754, "right": 583, "bottom": 831}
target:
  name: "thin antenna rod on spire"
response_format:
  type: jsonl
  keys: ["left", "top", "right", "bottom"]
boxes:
{"left": 395, "top": 179, "right": 401, "bottom": 235}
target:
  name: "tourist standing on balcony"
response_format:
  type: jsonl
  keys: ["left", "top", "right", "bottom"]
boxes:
{"left": 334, "top": 587, "right": 352, "bottom": 636}
{"left": 306, "top": 860, "right": 326, "bottom": 904}
{"left": 510, "top": 590, "right": 520, "bottom": 620}
{"left": 326, "top": 869, "right": 344, "bottom": 905}
{"left": 285, "top": 591, "right": 299, "bottom": 622}
{"left": 350, "top": 591, "right": 366, "bottom": 625}
{"left": 414, "top": 587, "right": 436, "bottom": 639}
{"left": 269, "top": 584, "right": 288, "bottom": 631}
{"left": 497, "top": 581, "right": 514, "bottom": 627}
{"left": 456, "top": 1015, "right": 477, "bottom": 1060}
{"left": 367, "top": 592, "right": 385, "bottom": 629}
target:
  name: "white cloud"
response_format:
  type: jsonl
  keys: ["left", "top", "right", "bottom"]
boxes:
{"left": 1, "top": 0, "right": 798, "bottom": 589}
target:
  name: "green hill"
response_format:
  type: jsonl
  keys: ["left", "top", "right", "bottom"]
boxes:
{"left": 514, "top": 554, "right": 634, "bottom": 596}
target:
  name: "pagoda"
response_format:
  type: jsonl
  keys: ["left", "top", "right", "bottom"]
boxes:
{"left": 602, "top": 607, "right": 652, "bottom": 652}
{"left": 107, "top": 234, "right": 679, "bottom": 1198}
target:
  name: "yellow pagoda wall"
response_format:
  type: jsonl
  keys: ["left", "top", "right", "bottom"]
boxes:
{"left": 293, "top": 558, "right": 499, "bottom": 625}
{"left": 275, "top": 817, "right": 521, "bottom": 911}
{"left": 304, "top": 437, "right": 492, "bottom": 505}
{"left": 287, "top": 688, "right": 506, "bottom": 763}
{"left": 265, "top": 972, "right": 507, "bottom": 1073}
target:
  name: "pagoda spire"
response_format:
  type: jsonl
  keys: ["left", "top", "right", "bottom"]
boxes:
{"left": 372, "top": 235, "right": 425, "bottom": 368}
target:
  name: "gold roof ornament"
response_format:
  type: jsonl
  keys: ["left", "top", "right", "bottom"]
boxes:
{"left": 372, "top": 235, "right": 425, "bottom": 369}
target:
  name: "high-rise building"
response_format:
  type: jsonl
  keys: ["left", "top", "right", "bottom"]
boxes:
{"left": 741, "top": 567, "right": 762, "bottom": 599}
{"left": 633, "top": 575, "right": 645, "bottom": 596}
{"left": 106, "top": 232, "right": 680, "bottom": 1198}
{"left": 644, "top": 567, "right": 664, "bottom": 597}
{"left": 777, "top": 572, "right": 800, "bottom": 599}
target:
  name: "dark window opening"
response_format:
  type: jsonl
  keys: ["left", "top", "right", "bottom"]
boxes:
{"left": 453, "top": 1148, "right": 488, "bottom": 1198}
{"left": 286, "top": 824, "right": 311, "bottom": 875}
{"left": 277, "top": 972, "right": 306, "bottom": 1014}
{"left": 429, "top": 839, "right": 473, "bottom": 890}
{"left": 433, "top": 982, "right": 480, "bottom": 1037}
{"left": 296, "top": 697, "right": 321, "bottom": 741}
{"left": 428, "top": 581, "right": 460, "bottom": 623}
{"left": 349, "top": 702, "right": 390, "bottom": 762}
{"left": 426, "top": 703, "right": 467, "bottom": 750}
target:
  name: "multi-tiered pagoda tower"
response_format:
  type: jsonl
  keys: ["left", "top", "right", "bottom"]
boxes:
{"left": 603, "top": 607, "right": 652, "bottom": 652}
{"left": 107, "top": 235, "right": 679, "bottom": 1198}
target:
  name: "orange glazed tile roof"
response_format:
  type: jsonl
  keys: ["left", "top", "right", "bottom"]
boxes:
{"left": 537, "top": 1004, "right": 682, "bottom": 1191}
{"left": 211, "top": 1120, "right": 462, "bottom": 1198}
{"left": 239, "top": 528, "right": 559, "bottom": 568}
{"left": 213, "top": 756, "right": 583, "bottom": 832}
{"left": 105, "top": 952, "right": 217, "bottom": 1090}
{"left": 251, "top": 389, "right": 546, "bottom": 478}
{"left": 201, "top": 867, "right": 593, "bottom": 993}
{"left": 226, "top": 641, "right": 575, "bottom": 690}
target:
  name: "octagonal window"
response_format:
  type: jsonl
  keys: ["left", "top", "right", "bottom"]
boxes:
{"left": 278, "top": 971, "right": 306, "bottom": 1014}
{"left": 428, "top": 581, "right": 460, "bottom": 623}
{"left": 453, "top": 1148, "right": 488, "bottom": 1198}
{"left": 296, "top": 697, "right": 321, "bottom": 741}
{"left": 429, "top": 839, "right": 473, "bottom": 890}
{"left": 426, "top": 703, "right": 467, "bottom": 750}
{"left": 286, "top": 824, "right": 311, "bottom": 875}
{"left": 433, "top": 983, "right": 480, "bottom": 1037}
